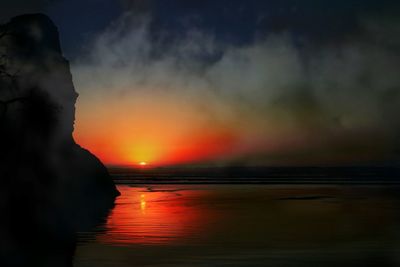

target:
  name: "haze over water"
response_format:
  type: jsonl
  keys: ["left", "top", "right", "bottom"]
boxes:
{"left": 74, "top": 184, "right": 400, "bottom": 267}
{"left": 2, "top": 2, "right": 400, "bottom": 267}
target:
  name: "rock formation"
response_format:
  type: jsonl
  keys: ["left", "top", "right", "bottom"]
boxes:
{"left": 0, "top": 14, "right": 117, "bottom": 199}
{"left": 0, "top": 13, "right": 119, "bottom": 267}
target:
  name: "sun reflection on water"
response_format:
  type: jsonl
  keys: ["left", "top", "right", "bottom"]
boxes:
{"left": 98, "top": 185, "right": 212, "bottom": 245}
{"left": 140, "top": 194, "right": 146, "bottom": 214}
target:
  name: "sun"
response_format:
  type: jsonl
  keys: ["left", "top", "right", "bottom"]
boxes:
{"left": 139, "top": 161, "right": 147, "bottom": 166}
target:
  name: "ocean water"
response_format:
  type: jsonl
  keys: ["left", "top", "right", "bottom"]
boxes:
{"left": 74, "top": 185, "right": 400, "bottom": 266}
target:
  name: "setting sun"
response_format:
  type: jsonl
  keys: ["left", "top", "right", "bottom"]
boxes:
{"left": 139, "top": 161, "right": 147, "bottom": 166}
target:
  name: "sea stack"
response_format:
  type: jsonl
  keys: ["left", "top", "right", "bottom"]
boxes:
{"left": 0, "top": 14, "right": 119, "bottom": 208}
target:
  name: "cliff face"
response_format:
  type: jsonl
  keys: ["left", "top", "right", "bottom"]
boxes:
{"left": 0, "top": 13, "right": 119, "bottom": 267}
{"left": 0, "top": 14, "right": 119, "bottom": 203}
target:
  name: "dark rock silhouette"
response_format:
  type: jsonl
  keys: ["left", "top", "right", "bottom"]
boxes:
{"left": 0, "top": 13, "right": 119, "bottom": 198}
{"left": 0, "top": 14, "right": 119, "bottom": 267}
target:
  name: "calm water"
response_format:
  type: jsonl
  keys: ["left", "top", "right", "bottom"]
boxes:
{"left": 74, "top": 185, "right": 400, "bottom": 266}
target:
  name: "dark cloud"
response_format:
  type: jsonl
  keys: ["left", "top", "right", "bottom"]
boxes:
{"left": 3, "top": 1, "right": 399, "bottom": 165}
{"left": 72, "top": 6, "right": 400, "bottom": 165}
{"left": 3, "top": 1, "right": 398, "bottom": 59}
{"left": 130, "top": 0, "right": 400, "bottom": 47}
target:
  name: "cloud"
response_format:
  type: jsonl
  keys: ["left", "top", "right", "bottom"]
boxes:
{"left": 71, "top": 10, "right": 400, "bottom": 165}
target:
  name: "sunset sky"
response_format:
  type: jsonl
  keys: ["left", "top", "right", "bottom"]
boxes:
{"left": 2, "top": 0, "right": 400, "bottom": 166}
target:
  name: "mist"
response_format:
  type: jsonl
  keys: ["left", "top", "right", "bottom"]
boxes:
{"left": 71, "top": 11, "right": 400, "bottom": 166}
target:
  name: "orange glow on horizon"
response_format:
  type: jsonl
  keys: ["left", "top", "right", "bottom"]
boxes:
{"left": 73, "top": 89, "right": 243, "bottom": 166}
{"left": 74, "top": 131, "right": 237, "bottom": 166}
{"left": 74, "top": 108, "right": 238, "bottom": 166}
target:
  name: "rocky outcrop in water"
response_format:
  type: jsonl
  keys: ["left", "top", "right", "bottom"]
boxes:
{"left": 0, "top": 13, "right": 119, "bottom": 210}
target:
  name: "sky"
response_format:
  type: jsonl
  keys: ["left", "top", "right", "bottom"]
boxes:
{"left": 2, "top": 0, "right": 400, "bottom": 166}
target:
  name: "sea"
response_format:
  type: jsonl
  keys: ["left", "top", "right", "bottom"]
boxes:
{"left": 73, "top": 166, "right": 400, "bottom": 266}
